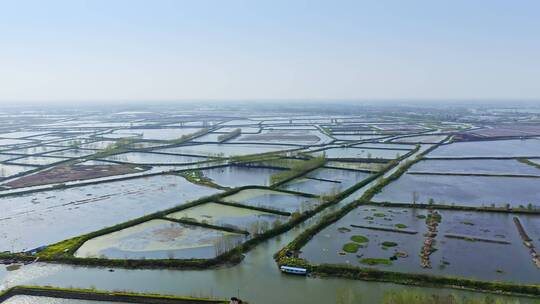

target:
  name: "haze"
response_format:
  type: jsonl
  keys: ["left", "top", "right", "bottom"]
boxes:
{"left": 1, "top": 0, "right": 539, "bottom": 104}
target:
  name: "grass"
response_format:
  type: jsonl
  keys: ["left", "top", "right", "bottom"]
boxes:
{"left": 381, "top": 241, "right": 398, "bottom": 247}
{"left": 360, "top": 258, "right": 392, "bottom": 265}
{"left": 350, "top": 235, "right": 369, "bottom": 243}
{"left": 342, "top": 243, "right": 360, "bottom": 253}
{"left": 383, "top": 290, "right": 523, "bottom": 304}
{"left": 395, "top": 223, "right": 408, "bottom": 229}
{"left": 37, "top": 236, "right": 86, "bottom": 258}
{"left": 0, "top": 285, "right": 227, "bottom": 303}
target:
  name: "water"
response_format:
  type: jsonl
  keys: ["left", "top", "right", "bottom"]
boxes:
{"left": 373, "top": 173, "right": 540, "bottom": 208}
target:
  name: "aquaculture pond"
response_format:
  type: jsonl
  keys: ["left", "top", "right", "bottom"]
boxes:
{"left": 0, "top": 175, "right": 220, "bottom": 252}
{"left": 430, "top": 209, "right": 540, "bottom": 283}
{"left": 44, "top": 149, "right": 97, "bottom": 158}
{"left": 0, "top": 131, "right": 49, "bottom": 138}
{"left": 0, "top": 155, "right": 17, "bottom": 162}
{"left": 300, "top": 206, "right": 426, "bottom": 274}
{"left": 78, "top": 140, "right": 117, "bottom": 150}
{"left": 332, "top": 135, "right": 386, "bottom": 141}
{"left": 393, "top": 135, "right": 447, "bottom": 143}
{"left": 353, "top": 143, "right": 416, "bottom": 150}
{"left": 278, "top": 178, "right": 343, "bottom": 196}
{"left": 234, "top": 130, "right": 332, "bottom": 145}
{"left": 0, "top": 139, "right": 33, "bottom": 146}
{"left": 314, "top": 147, "right": 405, "bottom": 160}
{"left": 2, "top": 146, "right": 65, "bottom": 155}
{"left": 166, "top": 202, "right": 288, "bottom": 232}
{"left": 200, "top": 166, "right": 282, "bottom": 187}
{"left": 0, "top": 164, "right": 35, "bottom": 178}
{"left": 2, "top": 295, "right": 132, "bottom": 304}
{"left": 222, "top": 189, "right": 319, "bottom": 213}
{"left": 74, "top": 219, "right": 245, "bottom": 259}
{"left": 306, "top": 168, "right": 372, "bottom": 189}
{"left": 429, "top": 139, "right": 540, "bottom": 158}
{"left": 408, "top": 159, "right": 540, "bottom": 176}
{"left": 102, "top": 152, "right": 207, "bottom": 165}
{"left": 300, "top": 206, "right": 540, "bottom": 283}
{"left": 6, "top": 156, "right": 68, "bottom": 166}
{"left": 154, "top": 144, "right": 295, "bottom": 157}
{"left": 373, "top": 173, "right": 540, "bottom": 208}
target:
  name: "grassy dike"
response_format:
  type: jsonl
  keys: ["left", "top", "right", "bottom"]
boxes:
{"left": 273, "top": 141, "right": 540, "bottom": 297}
{"left": 0, "top": 285, "right": 227, "bottom": 303}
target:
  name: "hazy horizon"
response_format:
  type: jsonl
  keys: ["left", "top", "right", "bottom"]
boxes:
{"left": 1, "top": 0, "right": 539, "bottom": 104}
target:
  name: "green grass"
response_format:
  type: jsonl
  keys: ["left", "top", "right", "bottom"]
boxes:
{"left": 360, "top": 258, "right": 392, "bottom": 266}
{"left": 350, "top": 235, "right": 369, "bottom": 243}
{"left": 37, "top": 236, "right": 86, "bottom": 258}
{"left": 373, "top": 212, "right": 386, "bottom": 217}
{"left": 342, "top": 243, "right": 360, "bottom": 253}
{"left": 395, "top": 223, "right": 408, "bottom": 229}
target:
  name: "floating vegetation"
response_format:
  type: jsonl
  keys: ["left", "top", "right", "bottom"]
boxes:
{"left": 373, "top": 213, "right": 386, "bottom": 217}
{"left": 342, "top": 242, "right": 360, "bottom": 253}
{"left": 350, "top": 235, "right": 369, "bottom": 243}
{"left": 394, "top": 223, "right": 408, "bottom": 229}
{"left": 381, "top": 241, "right": 398, "bottom": 247}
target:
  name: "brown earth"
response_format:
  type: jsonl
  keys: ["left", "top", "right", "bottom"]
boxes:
{"left": 5, "top": 164, "right": 143, "bottom": 188}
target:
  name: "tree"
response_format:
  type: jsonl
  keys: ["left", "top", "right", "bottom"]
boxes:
{"left": 412, "top": 191, "right": 419, "bottom": 205}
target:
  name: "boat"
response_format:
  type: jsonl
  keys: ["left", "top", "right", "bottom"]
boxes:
{"left": 280, "top": 265, "right": 307, "bottom": 275}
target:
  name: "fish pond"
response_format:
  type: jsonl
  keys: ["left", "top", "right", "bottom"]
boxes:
{"left": 222, "top": 189, "right": 319, "bottom": 213}
{"left": 74, "top": 219, "right": 245, "bottom": 259}
{"left": 299, "top": 206, "right": 540, "bottom": 283}
{"left": 372, "top": 173, "right": 540, "bottom": 208}
{"left": 0, "top": 174, "right": 220, "bottom": 252}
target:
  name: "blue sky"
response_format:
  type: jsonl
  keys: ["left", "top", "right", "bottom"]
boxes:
{"left": 0, "top": 0, "right": 539, "bottom": 103}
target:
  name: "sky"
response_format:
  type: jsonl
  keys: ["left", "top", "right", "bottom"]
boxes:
{"left": 0, "top": 0, "right": 539, "bottom": 104}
